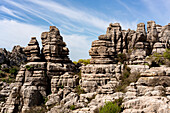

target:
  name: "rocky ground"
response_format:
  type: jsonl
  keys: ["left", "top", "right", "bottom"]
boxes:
{"left": 0, "top": 21, "right": 170, "bottom": 113}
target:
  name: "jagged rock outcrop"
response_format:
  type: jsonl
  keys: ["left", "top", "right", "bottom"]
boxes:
{"left": 41, "top": 26, "right": 76, "bottom": 94}
{"left": 122, "top": 66, "right": 170, "bottom": 113}
{"left": 1, "top": 21, "right": 170, "bottom": 113}
{"left": 81, "top": 23, "right": 124, "bottom": 93}
{"left": 24, "top": 37, "right": 41, "bottom": 62}
{"left": 1, "top": 26, "right": 78, "bottom": 113}
{"left": 0, "top": 45, "right": 26, "bottom": 68}
{"left": 1, "top": 38, "right": 48, "bottom": 112}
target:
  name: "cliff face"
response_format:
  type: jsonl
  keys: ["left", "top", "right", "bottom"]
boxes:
{"left": 0, "top": 21, "right": 170, "bottom": 113}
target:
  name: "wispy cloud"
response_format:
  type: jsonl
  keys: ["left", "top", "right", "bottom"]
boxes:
{"left": 28, "top": 0, "right": 109, "bottom": 30}
{"left": 141, "top": 0, "right": 170, "bottom": 25}
{"left": 116, "top": 0, "right": 135, "bottom": 17}
{"left": 5, "top": 0, "right": 54, "bottom": 25}
{"left": 0, "top": 5, "right": 26, "bottom": 21}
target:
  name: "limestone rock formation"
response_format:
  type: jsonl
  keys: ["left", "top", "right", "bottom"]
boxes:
{"left": 81, "top": 23, "right": 124, "bottom": 93}
{"left": 122, "top": 66, "right": 170, "bottom": 113}
{"left": 24, "top": 37, "right": 40, "bottom": 62}
{"left": 0, "top": 45, "right": 26, "bottom": 68}
{"left": 1, "top": 26, "right": 78, "bottom": 113}
{"left": 1, "top": 21, "right": 170, "bottom": 113}
{"left": 41, "top": 26, "right": 76, "bottom": 94}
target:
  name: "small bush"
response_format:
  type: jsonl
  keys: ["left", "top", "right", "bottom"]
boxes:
{"left": 75, "top": 85, "right": 85, "bottom": 95}
{"left": 117, "top": 53, "right": 127, "bottom": 64}
{"left": 58, "top": 84, "right": 64, "bottom": 89}
{"left": 2, "top": 68, "right": 9, "bottom": 73}
{"left": 70, "top": 105, "right": 75, "bottom": 110}
{"left": 9, "top": 67, "right": 18, "bottom": 76}
{"left": 1, "top": 77, "right": 15, "bottom": 83}
{"left": 2, "top": 78, "right": 6, "bottom": 82}
{"left": 43, "top": 97, "right": 48, "bottom": 104}
{"left": 115, "top": 65, "right": 140, "bottom": 92}
{"left": 73, "top": 59, "right": 90, "bottom": 65}
{"left": 147, "top": 49, "right": 170, "bottom": 67}
{"left": 163, "top": 49, "right": 170, "bottom": 60}
{"left": 99, "top": 101, "right": 121, "bottom": 113}
{"left": 0, "top": 70, "right": 6, "bottom": 78}
{"left": 25, "top": 65, "right": 33, "bottom": 70}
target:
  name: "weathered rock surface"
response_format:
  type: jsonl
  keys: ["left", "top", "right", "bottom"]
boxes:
{"left": 1, "top": 21, "right": 170, "bottom": 113}
{"left": 122, "top": 67, "right": 170, "bottom": 113}
{"left": 1, "top": 26, "right": 78, "bottom": 113}
{"left": 0, "top": 45, "right": 26, "bottom": 68}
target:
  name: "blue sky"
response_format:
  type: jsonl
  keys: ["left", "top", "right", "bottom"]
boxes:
{"left": 0, "top": 0, "right": 170, "bottom": 61}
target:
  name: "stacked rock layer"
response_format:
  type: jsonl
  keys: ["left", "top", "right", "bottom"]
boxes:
{"left": 1, "top": 26, "right": 78, "bottom": 113}
{"left": 81, "top": 21, "right": 170, "bottom": 93}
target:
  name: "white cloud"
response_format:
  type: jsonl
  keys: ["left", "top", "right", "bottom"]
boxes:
{"left": 0, "top": 5, "right": 25, "bottom": 21}
{"left": 5, "top": 0, "right": 54, "bottom": 25}
{"left": 62, "top": 34, "right": 92, "bottom": 61}
{"left": 0, "top": 19, "right": 46, "bottom": 50}
{"left": 28, "top": 0, "right": 110, "bottom": 31}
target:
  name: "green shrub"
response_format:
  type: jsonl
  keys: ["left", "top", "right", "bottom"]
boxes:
{"left": 117, "top": 53, "right": 127, "bottom": 64}
{"left": 0, "top": 70, "right": 6, "bottom": 78}
{"left": 99, "top": 101, "right": 121, "bottom": 113}
{"left": 75, "top": 85, "right": 85, "bottom": 95}
{"left": 43, "top": 97, "right": 48, "bottom": 104}
{"left": 2, "top": 78, "right": 6, "bottom": 82}
{"left": 58, "top": 84, "right": 64, "bottom": 89}
{"left": 77, "top": 70, "right": 81, "bottom": 79}
{"left": 163, "top": 49, "right": 170, "bottom": 60}
{"left": 25, "top": 65, "right": 33, "bottom": 70}
{"left": 147, "top": 49, "right": 170, "bottom": 67}
{"left": 2, "top": 68, "right": 9, "bottom": 73}
{"left": 1, "top": 77, "right": 15, "bottom": 83}
{"left": 115, "top": 65, "right": 140, "bottom": 93}
{"left": 70, "top": 105, "right": 75, "bottom": 110}
{"left": 73, "top": 59, "right": 90, "bottom": 65}
{"left": 9, "top": 67, "right": 18, "bottom": 76}
{"left": 73, "top": 61, "right": 77, "bottom": 65}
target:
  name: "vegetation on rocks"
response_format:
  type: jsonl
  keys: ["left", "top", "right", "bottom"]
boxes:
{"left": 70, "top": 105, "right": 76, "bottom": 110}
{"left": 25, "top": 65, "right": 33, "bottom": 70}
{"left": 147, "top": 49, "right": 170, "bottom": 67}
{"left": 99, "top": 98, "right": 123, "bottom": 113}
{"left": 74, "top": 85, "right": 85, "bottom": 95}
{"left": 117, "top": 53, "right": 128, "bottom": 64}
{"left": 115, "top": 65, "right": 140, "bottom": 92}
{"left": 73, "top": 59, "right": 90, "bottom": 65}
{"left": 0, "top": 66, "right": 19, "bottom": 83}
